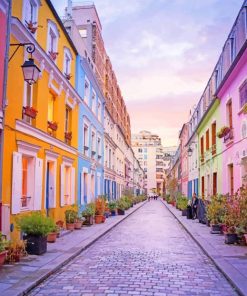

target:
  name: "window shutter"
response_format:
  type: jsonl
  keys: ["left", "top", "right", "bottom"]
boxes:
{"left": 11, "top": 152, "right": 22, "bottom": 215}
{"left": 60, "top": 164, "right": 65, "bottom": 207}
{"left": 80, "top": 172, "right": 84, "bottom": 205}
{"left": 71, "top": 167, "right": 75, "bottom": 205}
{"left": 34, "top": 158, "right": 43, "bottom": 211}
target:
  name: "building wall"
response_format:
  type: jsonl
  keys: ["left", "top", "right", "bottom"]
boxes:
{"left": 2, "top": 0, "right": 80, "bottom": 238}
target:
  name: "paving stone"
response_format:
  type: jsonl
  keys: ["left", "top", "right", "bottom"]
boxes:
{"left": 28, "top": 201, "right": 237, "bottom": 295}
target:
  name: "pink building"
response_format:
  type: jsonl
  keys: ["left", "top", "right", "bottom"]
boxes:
{"left": 214, "top": 1, "right": 247, "bottom": 196}
{"left": 0, "top": 0, "right": 10, "bottom": 231}
{"left": 179, "top": 123, "right": 189, "bottom": 196}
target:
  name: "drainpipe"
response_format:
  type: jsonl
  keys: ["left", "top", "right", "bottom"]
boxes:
{"left": 0, "top": 0, "right": 12, "bottom": 229}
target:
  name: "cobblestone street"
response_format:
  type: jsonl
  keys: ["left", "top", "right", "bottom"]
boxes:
{"left": 29, "top": 201, "right": 237, "bottom": 296}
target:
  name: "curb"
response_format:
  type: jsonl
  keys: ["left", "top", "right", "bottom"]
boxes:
{"left": 159, "top": 199, "right": 244, "bottom": 296}
{"left": 13, "top": 201, "right": 147, "bottom": 296}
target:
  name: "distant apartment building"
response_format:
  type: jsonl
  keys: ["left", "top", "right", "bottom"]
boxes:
{"left": 132, "top": 131, "right": 166, "bottom": 195}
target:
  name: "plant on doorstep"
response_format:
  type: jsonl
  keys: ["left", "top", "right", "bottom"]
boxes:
{"left": 0, "top": 233, "right": 9, "bottom": 266}
{"left": 206, "top": 195, "right": 227, "bottom": 234}
{"left": 65, "top": 208, "right": 77, "bottom": 230}
{"left": 16, "top": 213, "right": 55, "bottom": 255}
{"left": 108, "top": 201, "right": 117, "bottom": 216}
{"left": 82, "top": 203, "right": 96, "bottom": 225}
{"left": 95, "top": 197, "right": 106, "bottom": 224}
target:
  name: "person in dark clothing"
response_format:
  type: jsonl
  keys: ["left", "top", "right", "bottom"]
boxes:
{"left": 191, "top": 193, "right": 199, "bottom": 219}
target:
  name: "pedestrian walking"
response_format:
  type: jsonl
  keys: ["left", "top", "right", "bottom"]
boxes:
{"left": 191, "top": 193, "right": 198, "bottom": 219}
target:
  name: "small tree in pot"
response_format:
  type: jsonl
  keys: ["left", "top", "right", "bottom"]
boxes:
{"left": 108, "top": 201, "right": 117, "bottom": 216}
{"left": 95, "top": 197, "right": 106, "bottom": 224}
{"left": 117, "top": 199, "right": 127, "bottom": 215}
{"left": 206, "top": 195, "right": 226, "bottom": 234}
{"left": 82, "top": 203, "right": 95, "bottom": 225}
{"left": 65, "top": 209, "right": 77, "bottom": 230}
{"left": 224, "top": 195, "right": 240, "bottom": 244}
{"left": 17, "top": 213, "right": 55, "bottom": 255}
{"left": 0, "top": 233, "right": 8, "bottom": 266}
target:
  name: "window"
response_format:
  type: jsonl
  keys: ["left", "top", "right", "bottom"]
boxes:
{"left": 206, "top": 129, "right": 210, "bottom": 150}
{"left": 47, "top": 20, "right": 59, "bottom": 61}
{"left": 212, "top": 122, "right": 216, "bottom": 155}
{"left": 84, "top": 77, "right": 90, "bottom": 105}
{"left": 91, "top": 130, "right": 96, "bottom": 157}
{"left": 213, "top": 172, "right": 217, "bottom": 196}
{"left": 83, "top": 124, "right": 89, "bottom": 155}
{"left": 109, "top": 149, "right": 112, "bottom": 168}
{"left": 240, "top": 80, "right": 247, "bottom": 108}
{"left": 23, "top": 83, "right": 33, "bottom": 124}
{"left": 201, "top": 176, "right": 205, "bottom": 198}
{"left": 61, "top": 163, "right": 75, "bottom": 206}
{"left": 138, "top": 148, "right": 142, "bottom": 153}
{"left": 92, "top": 90, "right": 96, "bottom": 113}
{"left": 65, "top": 106, "right": 71, "bottom": 133}
{"left": 200, "top": 136, "right": 204, "bottom": 162}
{"left": 21, "top": 156, "right": 34, "bottom": 208}
{"left": 79, "top": 28, "right": 87, "bottom": 38}
{"left": 228, "top": 164, "right": 234, "bottom": 196}
{"left": 97, "top": 136, "right": 102, "bottom": 158}
{"left": 48, "top": 96, "right": 55, "bottom": 122}
{"left": 227, "top": 100, "right": 233, "bottom": 128}
{"left": 63, "top": 48, "right": 72, "bottom": 76}
{"left": 23, "top": 0, "right": 39, "bottom": 27}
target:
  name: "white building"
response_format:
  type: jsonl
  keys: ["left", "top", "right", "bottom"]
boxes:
{"left": 132, "top": 131, "right": 165, "bottom": 195}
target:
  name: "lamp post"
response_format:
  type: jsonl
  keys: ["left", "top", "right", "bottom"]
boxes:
{"left": 9, "top": 42, "right": 40, "bottom": 85}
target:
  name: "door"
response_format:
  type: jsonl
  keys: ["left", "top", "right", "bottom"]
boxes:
{"left": 229, "top": 164, "right": 234, "bottom": 196}
{"left": 201, "top": 176, "right": 205, "bottom": 198}
{"left": 46, "top": 161, "right": 55, "bottom": 216}
{"left": 46, "top": 162, "right": 50, "bottom": 216}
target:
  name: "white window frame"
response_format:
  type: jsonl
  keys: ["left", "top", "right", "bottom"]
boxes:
{"left": 91, "top": 128, "right": 96, "bottom": 156}
{"left": 22, "top": 0, "right": 40, "bottom": 27}
{"left": 97, "top": 100, "right": 101, "bottom": 122}
{"left": 63, "top": 47, "right": 72, "bottom": 75}
{"left": 91, "top": 89, "right": 96, "bottom": 114}
{"left": 84, "top": 76, "right": 90, "bottom": 105}
{"left": 47, "top": 20, "right": 59, "bottom": 61}
{"left": 60, "top": 157, "right": 75, "bottom": 207}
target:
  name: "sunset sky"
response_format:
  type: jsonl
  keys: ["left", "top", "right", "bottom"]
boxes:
{"left": 52, "top": 0, "right": 241, "bottom": 146}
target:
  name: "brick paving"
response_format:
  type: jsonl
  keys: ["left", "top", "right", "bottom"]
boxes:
{"left": 29, "top": 201, "right": 237, "bottom": 296}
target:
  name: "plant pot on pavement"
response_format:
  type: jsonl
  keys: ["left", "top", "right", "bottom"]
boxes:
{"left": 24, "top": 235, "right": 47, "bottom": 255}
{"left": 182, "top": 209, "right": 187, "bottom": 216}
{"left": 66, "top": 223, "right": 75, "bottom": 231}
{"left": 117, "top": 209, "right": 125, "bottom": 215}
{"left": 95, "top": 215, "right": 103, "bottom": 224}
{"left": 47, "top": 232, "right": 57, "bottom": 243}
{"left": 210, "top": 224, "right": 221, "bottom": 234}
{"left": 224, "top": 233, "right": 238, "bottom": 244}
{"left": 0, "top": 251, "right": 7, "bottom": 266}
{"left": 74, "top": 221, "right": 82, "bottom": 229}
{"left": 110, "top": 210, "right": 116, "bottom": 216}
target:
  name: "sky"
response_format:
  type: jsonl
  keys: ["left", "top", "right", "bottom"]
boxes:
{"left": 52, "top": 0, "right": 242, "bottom": 146}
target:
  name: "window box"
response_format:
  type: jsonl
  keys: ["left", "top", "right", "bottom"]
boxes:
{"left": 48, "top": 121, "right": 58, "bottom": 131}
{"left": 92, "top": 150, "right": 96, "bottom": 156}
{"left": 25, "top": 20, "right": 38, "bottom": 34}
{"left": 64, "top": 73, "right": 72, "bottom": 80}
{"left": 21, "top": 195, "right": 31, "bottom": 208}
{"left": 49, "top": 51, "right": 59, "bottom": 61}
{"left": 65, "top": 131, "right": 72, "bottom": 141}
{"left": 98, "top": 155, "right": 102, "bottom": 160}
{"left": 23, "top": 106, "right": 38, "bottom": 119}
{"left": 224, "top": 129, "right": 234, "bottom": 143}
{"left": 217, "top": 126, "right": 230, "bottom": 138}
{"left": 84, "top": 146, "right": 89, "bottom": 151}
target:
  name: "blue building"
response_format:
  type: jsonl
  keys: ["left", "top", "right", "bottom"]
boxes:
{"left": 76, "top": 56, "right": 105, "bottom": 208}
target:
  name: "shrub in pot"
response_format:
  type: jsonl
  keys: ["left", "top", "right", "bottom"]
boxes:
{"left": 0, "top": 233, "right": 8, "bottom": 265}
{"left": 177, "top": 196, "right": 188, "bottom": 216}
{"left": 82, "top": 203, "right": 95, "bottom": 225}
{"left": 65, "top": 209, "right": 77, "bottom": 230}
{"left": 206, "top": 195, "right": 226, "bottom": 234}
{"left": 95, "top": 197, "right": 106, "bottom": 224}
{"left": 17, "top": 213, "right": 54, "bottom": 255}
{"left": 74, "top": 215, "right": 85, "bottom": 229}
{"left": 117, "top": 199, "right": 126, "bottom": 215}
{"left": 108, "top": 201, "right": 117, "bottom": 216}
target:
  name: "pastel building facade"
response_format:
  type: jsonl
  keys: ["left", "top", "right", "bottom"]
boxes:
{"left": 76, "top": 56, "right": 104, "bottom": 206}
{"left": 2, "top": 0, "right": 80, "bottom": 238}
{"left": 0, "top": 0, "right": 11, "bottom": 232}
{"left": 179, "top": 123, "right": 189, "bottom": 196}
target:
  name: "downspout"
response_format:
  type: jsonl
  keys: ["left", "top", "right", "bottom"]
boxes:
{"left": 0, "top": 1, "right": 12, "bottom": 212}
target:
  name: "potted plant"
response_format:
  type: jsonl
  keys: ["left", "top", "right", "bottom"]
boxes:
{"left": 224, "top": 194, "right": 240, "bottom": 244}
{"left": 64, "top": 73, "right": 72, "bottom": 80}
{"left": 48, "top": 121, "right": 58, "bottom": 131}
{"left": 23, "top": 106, "right": 38, "bottom": 119}
{"left": 0, "top": 233, "right": 8, "bottom": 266}
{"left": 74, "top": 214, "right": 85, "bottom": 230}
{"left": 177, "top": 196, "right": 188, "bottom": 216}
{"left": 82, "top": 203, "right": 95, "bottom": 225}
{"left": 95, "top": 197, "right": 106, "bottom": 224}
{"left": 65, "top": 131, "right": 72, "bottom": 141}
{"left": 49, "top": 51, "right": 59, "bottom": 61}
{"left": 206, "top": 195, "right": 226, "bottom": 234}
{"left": 17, "top": 213, "right": 54, "bottom": 255}
{"left": 217, "top": 126, "right": 230, "bottom": 138}
{"left": 108, "top": 201, "right": 117, "bottom": 216}
{"left": 65, "top": 209, "right": 77, "bottom": 230}
{"left": 117, "top": 199, "right": 127, "bottom": 215}
{"left": 47, "top": 224, "right": 59, "bottom": 243}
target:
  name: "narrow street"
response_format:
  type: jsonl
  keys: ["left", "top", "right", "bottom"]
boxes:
{"left": 29, "top": 201, "right": 237, "bottom": 296}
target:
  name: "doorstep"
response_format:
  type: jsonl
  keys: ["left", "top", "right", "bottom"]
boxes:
{"left": 160, "top": 199, "right": 247, "bottom": 296}
{"left": 0, "top": 201, "right": 147, "bottom": 296}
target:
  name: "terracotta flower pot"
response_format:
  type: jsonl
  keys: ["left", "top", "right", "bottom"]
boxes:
{"left": 95, "top": 215, "right": 103, "bottom": 224}
{"left": 66, "top": 223, "right": 75, "bottom": 231}
{"left": 0, "top": 251, "right": 7, "bottom": 266}
{"left": 102, "top": 216, "right": 106, "bottom": 223}
{"left": 74, "top": 221, "right": 82, "bottom": 229}
{"left": 47, "top": 232, "right": 57, "bottom": 243}
{"left": 210, "top": 224, "right": 221, "bottom": 234}
{"left": 224, "top": 233, "right": 238, "bottom": 244}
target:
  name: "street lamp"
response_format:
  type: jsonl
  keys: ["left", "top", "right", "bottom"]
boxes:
{"left": 9, "top": 43, "right": 40, "bottom": 85}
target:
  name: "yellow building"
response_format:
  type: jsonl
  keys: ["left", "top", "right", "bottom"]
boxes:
{"left": 2, "top": 0, "right": 80, "bottom": 238}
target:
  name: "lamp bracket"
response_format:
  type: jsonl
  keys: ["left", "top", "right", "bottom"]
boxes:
{"left": 9, "top": 42, "right": 36, "bottom": 62}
